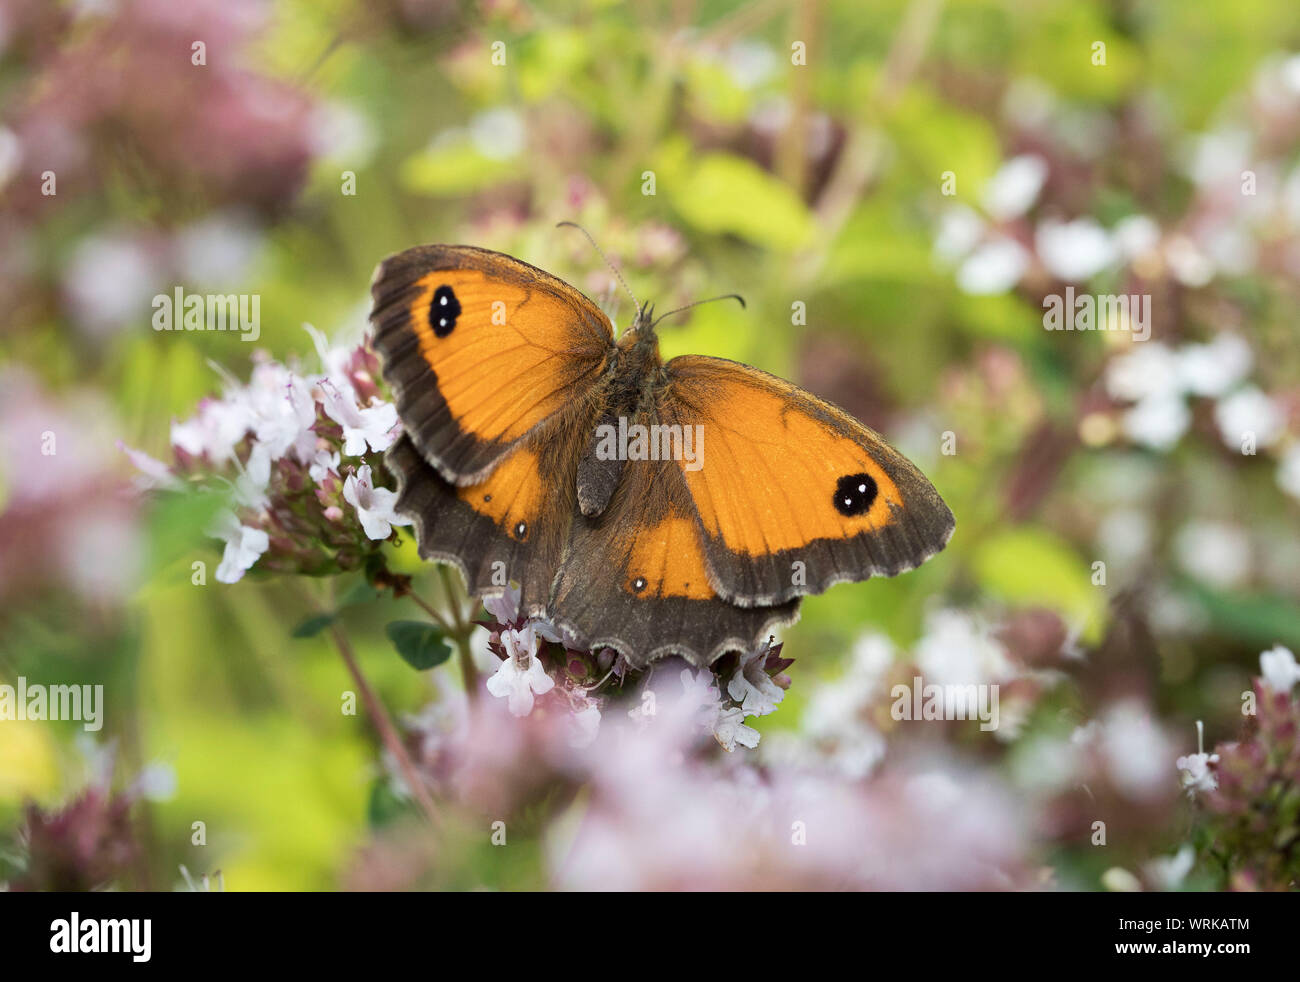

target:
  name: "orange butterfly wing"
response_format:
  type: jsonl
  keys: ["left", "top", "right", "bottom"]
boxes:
{"left": 659, "top": 355, "right": 954, "bottom": 606}
{"left": 370, "top": 244, "right": 613, "bottom": 484}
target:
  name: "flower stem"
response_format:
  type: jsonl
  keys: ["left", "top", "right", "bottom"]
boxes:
{"left": 328, "top": 622, "right": 440, "bottom": 827}
{"left": 406, "top": 589, "right": 455, "bottom": 633}
{"left": 437, "top": 565, "right": 480, "bottom": 702}
{"left": 456, "top": 632, "right": 479, "bottom": 704}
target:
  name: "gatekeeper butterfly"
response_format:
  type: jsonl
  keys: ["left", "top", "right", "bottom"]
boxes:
{"left": 369, "top": 235, "right": 954, "bottom": 668}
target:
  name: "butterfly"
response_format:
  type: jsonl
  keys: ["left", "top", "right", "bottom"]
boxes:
{"left": 369, "top": 238, "right": 954, "bottom": 668}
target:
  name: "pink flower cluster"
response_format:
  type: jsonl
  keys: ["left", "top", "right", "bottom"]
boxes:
{"left": 129, "top": 328, "right": 407, "bottom": 583}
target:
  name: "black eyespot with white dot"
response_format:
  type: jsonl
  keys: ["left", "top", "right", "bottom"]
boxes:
{"left": 430, "top": 284, "right": 461, "bottom": 338}
{"left": 514, "top": 521, "right": 527, "bottom": 539}
{"left": 631, "top": 576, "right": 647, "bottom": 594}
{"left": 834, "top": 472, "right": 878, "bottom": 517}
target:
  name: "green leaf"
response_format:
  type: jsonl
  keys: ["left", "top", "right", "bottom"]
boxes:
{"left": 291, "top": 613, "right": 338, "bottom": 639}
{"left": 146, "top": 487, "right": 227, "bottom": 575}
{"left": 973, "top": 528, "right": 1107, "bottom": 643}
{"left": 384, "top": 620, "right": 452, "bottom": 670}
{"left": 665, "top": 152, "right": 815, "bottom": 249}
{"left": 1180, "top": 580, "right": 1300, "bottom": 651}
{"left": 400, "top": 138, "right": 520, "bottom": 196}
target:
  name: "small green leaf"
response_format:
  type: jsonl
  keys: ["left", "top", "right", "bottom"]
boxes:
{"left": 665, "top": 152, "right": 815, "bottom": 250}
{"left": 385, "top": 620, "right": 452, "bottom": 670}
{"left": 973, "top": 528, "right": 1107, "bottom": 643}
{"left": 1180, "top": 580, "right": 1300, "bottom": 651}
{"left": 291, "top": 613, "right": 338, "bottom": 639}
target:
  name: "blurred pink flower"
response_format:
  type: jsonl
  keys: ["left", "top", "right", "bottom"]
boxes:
{"left": 0, "top": 369, "right": 142, "bottom": 606}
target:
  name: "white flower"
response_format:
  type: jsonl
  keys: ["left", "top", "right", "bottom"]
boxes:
{"left": 308, "top": 448, "right": 340, "bottom": 483}
{"left": 801, "top": 678, "right": 888, "bottom": 778}
{"left": 983, "top": 154, "right": 1048, "bottom": 221}
{"left": 1259, "top": 644, "right": 1300, "bottom": 692}
{"left": 722, "top": 39, "right": 778, "bottom": 90}
{"left": 133, "top": 762, "right": 178, "bottom": 803}
{"left": 247, "top": 365, "right": 317, "bottom": 463}
{"left": 1175, "top": 752, "right": 1219, "bottom": 795}
{"left": 568, "top": 701, "right": 602, "bottom": 748}
{"left": 1173, "top": 521, "right": 1250, "bottom": 590}
{"left": 1214, "top": 385, "right": 1285, "bottom": 450}
{"left": 1106, "top": 342, "right": 1182, "bottom": 403}
{"left": 0, "top": 126, "right": 19, "bottom": 191}
{"left": 231, "top": 444, "right": 273, "bottom": 510}
{"left": 1164, "top": 235, "right": 1214, "bottom": 287}
{"left": 310, "top": 101, "right": 379, "bottom": 165}
{"left": 915, "top": 608, "right": 1011, "bottom": 686}
{"left": 1277, "top": 444, "right": 1300, "bottom": 501}
{"left": 1122, "top": 394, "right": 1191, "bottom": 451}
{"left": 713, "top": 706, "right": 760, "bottom": 752}
{"left": 319, "top": 379, "right": 399, "bottom": 456}
{"left": 485, "top": 626, "right": 554, "bottom": 716}
{"left": 171, "top": 397, "right": 251, "bottom": 466}
{"left": 1144, "top": 845, "right": 1196, "bottom": 891}
{"left": 118, "top": 442, "right": 183, "bottom": 491}
{"left": 847, "top": 632, "right": 895, "bottom": 683}
{"left": 933, "top": 204, "right": 985, "bottom": 262}
{"left": 1099, "top": 700, "right": 1177, "bottom": 800}
{"left": 726, "top": 645, "right": 785, "bottom": 716}
{"left": 673, "top": 668, "right": 724, "bottom": 736}
{"left": 680, "top": 667, "right": 721, "bottom": 708}
{"left": 469, "top": 107, "right": 525, "bottom": 160}
{"left": 956, "top": 238, "right": 1030, "bottom": 294}
{"left": 301, "top": 323, "right": 355, "bottom": 382}
{"left": 63, "top": 231, "right": 162, "bottom": 337}
{"left": 531, "top": 619, "right": 563, "bottom": 643}
{"left": 211, "top": 511, "right": 269, "bottom": 584}
{"left": 342, "top": 464, "right": 411, "bottom": 540}
{"left": 176, "top": 213, "right": 263, "bottom": 287}
{"left": 483, "top": 584, "right": 521, "bottom": 624}
{"left": 1177, "top": 334, "right": 1253, "bottom": 397}
{"left": 1096, "top": 508, "right": 1152, "bottom": 567}
{"left": 1111, "top": 214, "right": 1161, "bottom": 261}
{"left": 1035, "top": 217, "right": 1117, "bottom": 281}
{"left": 1185, "top": 128, "right": 1250, "bottom": 189}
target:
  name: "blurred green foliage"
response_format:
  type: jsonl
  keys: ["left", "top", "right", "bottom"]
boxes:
{"left": 3, "top": 0, "right": 1300, "bottom": 890}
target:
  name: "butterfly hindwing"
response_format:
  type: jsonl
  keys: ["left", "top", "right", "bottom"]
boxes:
{"left": 370, "top": 244, "right": 614, "bottom": 485}
{"left": 547, "top": 407, "right": 800, "bottom": 668}
{"left": 660, "top": 355, "right": 955, "bottom": 607}
{"left": 386, "top": 430, "right": 578, "bottom": 611}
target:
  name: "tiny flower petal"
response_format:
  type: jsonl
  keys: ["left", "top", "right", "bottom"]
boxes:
{"left": 211, "top": 512, "right": 269, "bottom": 584}
{"left": 1175, "top": 751, "right": 1219, "bottom": 795}
{"left": 714, "top": 706, "right": 760, "bottom": 751}
{"left": 1259, "top": 645, "right": 1300, "bottom": 692}
{"left": 485, "top": 627, "right": 554, "bottom": 717}
{"left": 342, "top": 464, "right": 412, "bottom": 540}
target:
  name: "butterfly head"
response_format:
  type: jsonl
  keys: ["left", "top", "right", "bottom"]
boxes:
{"left": 618, "top": 302, "right": 662, "bottom": 361}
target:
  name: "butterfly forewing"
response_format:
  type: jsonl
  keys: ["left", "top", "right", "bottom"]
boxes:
{"left": 370, "top": 244, "right": 614, "bottom": 485}
{"left": 660, "top": 355, "right": 955, "bottom": 606}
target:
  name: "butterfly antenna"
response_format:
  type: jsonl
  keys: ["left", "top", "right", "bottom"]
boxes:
{"left": 556, "top": 221, "right": 641, "bottom": 316}
{"left": 650, "top": 294, "right": 746, "bottom": 328}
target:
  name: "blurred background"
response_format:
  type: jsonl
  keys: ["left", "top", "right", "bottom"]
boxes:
{"left": 2, "top": 0, "right": 1299, "bottom": 891}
